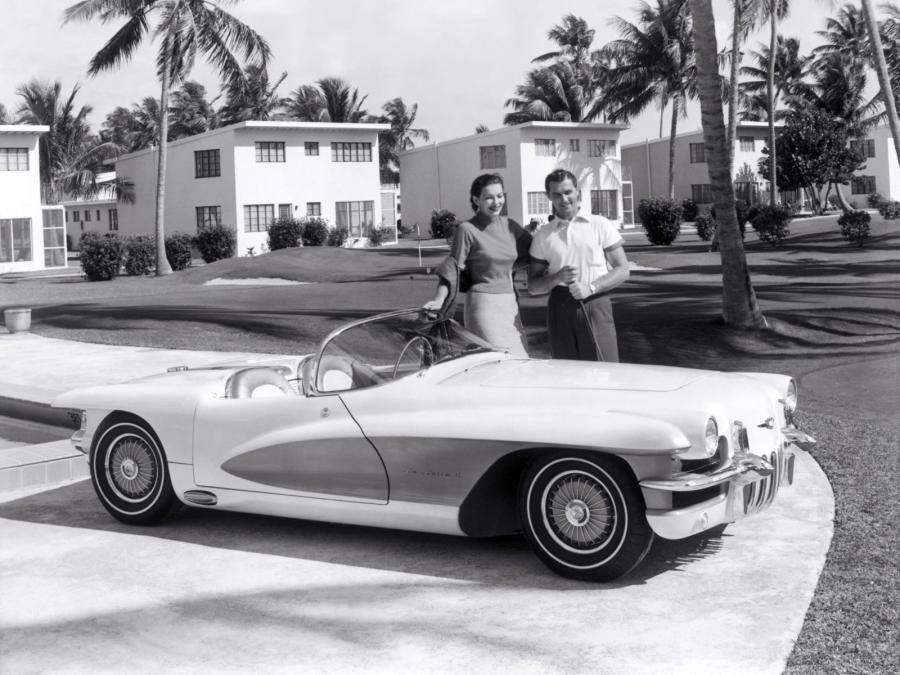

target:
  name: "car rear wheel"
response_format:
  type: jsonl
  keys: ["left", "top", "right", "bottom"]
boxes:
{"left": 90, "top": 413, "right": 179, "bottom": 525}
{"left": 519, "top": 453, "right": 654, "bottom": 582}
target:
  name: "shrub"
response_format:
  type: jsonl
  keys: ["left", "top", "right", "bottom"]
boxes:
{"left": 681, "top": 198, "right": 699, "bottom": 222}
{"left": 429, "top": 209, "right": 457, "bottom": 239}
{"left": 695, "top": 210, "right": 716, "bottom": 241}
{"left": 867, "top": 192, "right": 883, "bottom": 208}
{"left": 751, "top": 204, "right": 792, "bottom": 247}
{"left": 368, "top": 225, "right": 391, "bottom": 246}
{"left": 165, "top": 232, "right": 193, "bottom": 271}
{"left": 123, "top": 235, "right": 156, "bottom": 276}
{"left": 878, "top": 200, "right": 900, "bottom": 219}
{"left": 194, "top": 223, "right": 236, "bottom": 263}
{"left": 637, "top": 198, "right": 682, "bottom": 245}
{"left": 838, "top": 209, "right": 871, "bottom": 247}
{"left": 300, "top": 217, "right": 329, "bottom": 246}
{"left": 79, "top": 231, "right": 124, "bottom": 281}
{"left": 327, "top": 226, "right": 349, "bottom": 247}
{"left": 267, "top": 218, "right": 303, "bottom": 250}
{"left": 710, "top": 200, "right": 749, "bottom": 239}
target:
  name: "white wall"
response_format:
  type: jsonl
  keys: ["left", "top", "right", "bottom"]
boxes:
{"left": 64, "top": 200, "right": 118, "bottom": 249}
{"left": 0, "top": 130, "right": 46, "bottom": 273}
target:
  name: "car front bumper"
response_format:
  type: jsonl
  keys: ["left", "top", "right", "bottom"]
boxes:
{"left": 639, "top": 428, "right": 814, "bottom": 540}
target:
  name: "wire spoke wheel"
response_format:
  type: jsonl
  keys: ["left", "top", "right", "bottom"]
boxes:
{"left": 545, "top": 472, "right": 615, "bottom": 552}
{"left": 107, "top": 436, "right": 158, "bottom": 501}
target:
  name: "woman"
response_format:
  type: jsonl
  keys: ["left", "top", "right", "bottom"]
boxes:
{"left": 423, "top": 173, "right": 532, "bottom": 357}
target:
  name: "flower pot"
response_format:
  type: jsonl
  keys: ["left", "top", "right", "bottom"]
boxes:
{"left": 4, "top": 308, "right": 31, "bottom": 333}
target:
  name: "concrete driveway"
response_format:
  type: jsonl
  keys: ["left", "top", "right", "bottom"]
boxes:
{"left": 1, "top": 448, "right": 832, "bottom": 675}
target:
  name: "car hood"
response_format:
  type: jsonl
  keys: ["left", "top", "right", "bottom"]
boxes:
{"left": 442, "top": 358, "right": 711, "bottom": 392}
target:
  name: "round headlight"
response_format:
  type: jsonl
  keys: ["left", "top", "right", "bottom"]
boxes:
{"left": 784, "top": 379, "right": 798, "bottom": 412}
{"left": 704, "top": 417, "right": 719, "bottom": 454}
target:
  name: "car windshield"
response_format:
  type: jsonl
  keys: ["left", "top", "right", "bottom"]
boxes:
{"left": 313, "top": 309, "right": 497, "bottom": 392}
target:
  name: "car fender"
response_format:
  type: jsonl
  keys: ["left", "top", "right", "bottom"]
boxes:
{"left": 53, "top": 385, "right": 201, "bottom": 464}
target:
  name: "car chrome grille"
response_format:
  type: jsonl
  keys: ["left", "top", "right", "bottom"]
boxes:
{"left": 741, "top": 449, "right": 781, "bottom": 516}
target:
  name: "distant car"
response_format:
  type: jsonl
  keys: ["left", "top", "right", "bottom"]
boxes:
{"left": 53, "top": 309, "right": 815, "bottom": 581}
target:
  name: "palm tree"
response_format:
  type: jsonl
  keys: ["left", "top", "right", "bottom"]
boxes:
{"left": 377, "top": 98, "right": 429, "bottom": 184}
{"left": 724, "top": 0, "right": 766, "bottom": 169}
{"left": 861, "top": 0, "right": 900, "bottom": 166}
{"left": 63, "top": 0, "right": 270, "bottom": 276}
{"left": 763, "top": 0, "right": 792, "bottom": 206}
{"left": 168, "top": 80, "right": 218, "bottom": 139}
{"left": 15, "top": 78, "right": 130, "bottom": 204}
{"left": 474, "top": 124, "right": 490, "bottom": 134}
{"left": 218, "top": 64, "right": 287, "bottom": 125}
{"left": 283, "top": 77, "right": 369, "bottom": 123}
{"left": 739, "top": 36, "right": 812, "bottom": 121}
{"left": 604, "top": 0, "right": 697, "bottom": 199}
{"left": 533, "top": 14, "right": 596, "bottom": 65}
{"left": 0, "top": 103, "right": 10, "bottom": 124}
{"left": 814, "top": 4, "right": 868, "bottom": 58}
{"left": 688, "top": 0, "right": 765, "bottom": 328}
{"left": 504, "top": 60, "right": 596, "bottom": 124}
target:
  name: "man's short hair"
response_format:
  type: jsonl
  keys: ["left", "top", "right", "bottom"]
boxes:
{"left": 544, "top": 169, "right": 578, "bottom": 193}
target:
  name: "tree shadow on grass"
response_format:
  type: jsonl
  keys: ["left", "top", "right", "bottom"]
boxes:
{"left": 0, "top": 480, "right": 727, "bottom": 590}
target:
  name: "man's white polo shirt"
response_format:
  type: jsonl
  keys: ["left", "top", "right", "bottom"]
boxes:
{"left": 530, "top": 212, "right": 624, "bottom": 290}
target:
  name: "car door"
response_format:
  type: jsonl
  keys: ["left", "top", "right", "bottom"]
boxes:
{"left": 192, "top": 391, "right": 388, "bottom": 503}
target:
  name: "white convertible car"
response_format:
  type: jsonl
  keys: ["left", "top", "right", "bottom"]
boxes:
{"left": 53, "top": 308, "right": 815, "bottom": 581}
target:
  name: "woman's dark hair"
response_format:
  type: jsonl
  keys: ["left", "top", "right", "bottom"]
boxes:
{"left": 469, "top": 173, "right": 505, "bottom": 212}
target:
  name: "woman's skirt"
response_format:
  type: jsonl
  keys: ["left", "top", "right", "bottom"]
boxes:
{"left": 463, "top": 290, "right": 529, "bottom": 357}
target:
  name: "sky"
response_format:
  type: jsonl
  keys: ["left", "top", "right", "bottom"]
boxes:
{"left": 0, "top": 0, "right": 842, "bottom": 146}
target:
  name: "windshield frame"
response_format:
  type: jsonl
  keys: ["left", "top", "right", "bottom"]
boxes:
{"left": 307, "top": 308, "right": 502, "bottom": 396}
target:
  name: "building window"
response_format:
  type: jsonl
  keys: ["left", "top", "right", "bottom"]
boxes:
{"left": 243, "top": 204, "right": 274, "bottom": 232}
{"left": 691, "top": 184, "right": 713, "bottom": 202}
{"left": 64, "top": 211, "right": 68, "bottom": 223}
{"left": 84, "top": 210, "right": 91, "bottom": 222}
{"left": 590, "top": 190, "right": 618, "bottom": 220}
{"left": 42, "top": 209, "right": 65, "bottom": 267}
{"left": 739, "top": 137, "right": 754, "bottom": 152}
{"left": 0, "top": 148, "right": 28, "bottom": 171}
{"left": 570, "top": 139, "right": 580, "bottom": 152}
{"left": 331, "top": 142, "right": 372, "bottom": 162}
{"left": 278, "top": 203, "right": 293, "bottom": 220}
{"left": 96, "top": 209, "right": 101, "bottom": 220}
{"left": 480, "top": 145, "right": 506, "bottom": 169}
{"left": 0, "top": 218, "right": 32, "bottom": 262}
{"left": 255, "top": 141, "right": 285, "bottom": 162}
{"left": 196, "top": 206, "right": 222, "bottom": 230}
{"left": 527, "top": 191, "right": 550, "bottom": 215}
{"left": 587, "top": 140, "right": 616, "bottom": 157}
{"left": 306, "top": 202, "right": 321, "bottom": 217}
{"left": 72, "top": 210, "right": 80, "bottom": 222}
{"left": 304, "top": 142, "right": 319, "bottom": 156}
{"left": 535, "top": 139, "right": 556, "bottom": 156}
{"left": 335, "top": 200, "right": 374, "bottom": 237}
{"left": 851, "top": 175, "right": 877, "bottom": 195}
{"left": 108, "top": 209, "right": 118, "bottom": 231}
{"left": 850, "top": 139, "right": 876, "bottom": 158}
{"left": 195, "top": 149, "right": 221, "bottom": 178}
{"left": 690, "top": 143, "right": 706, "bottom": 163}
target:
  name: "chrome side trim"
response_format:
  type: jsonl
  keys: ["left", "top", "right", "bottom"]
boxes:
{"left": 782, "top": 425, "right": 816, "bottom": 451}
{"left": 70, "top": 429, "right": 86, "bottom": 453}
{"left": 183, "top": 490, "right": 218, "bottom": 506}
{"left": 640, "top": 450, "right": 773, "bottom": 492}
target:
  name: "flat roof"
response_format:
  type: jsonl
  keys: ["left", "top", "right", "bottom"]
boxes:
{"left": 402, "top": 120, "right": 630, "bottom": 156}
{"left": 118, "top": 119, "right": 391, "bottom": 161}
{"left": 621, "top": 122, "right": 783, "bottom": 150}
{"left": 0, "top": 124, "right": 49, "bottom": 135}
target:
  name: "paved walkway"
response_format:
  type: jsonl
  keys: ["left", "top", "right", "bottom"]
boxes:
{"left": 0, "top": 329, "right": 835, "bottom": 673}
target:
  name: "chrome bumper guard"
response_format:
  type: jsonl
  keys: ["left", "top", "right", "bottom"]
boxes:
{"left": 70, "top": 429, "right": 87, "bottom": 454}
{"left": 782, "top": 425, "right": 816, "bottom": 452}
{"left": 641, "top": 447, "right": 797, "bottom": 540}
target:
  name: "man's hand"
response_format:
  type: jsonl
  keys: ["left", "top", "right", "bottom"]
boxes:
{"left": 568, "top": 281, "right": 592, "bottom": 300}
{"left": 555, "top": 265, "right": 577, "bottom": 285}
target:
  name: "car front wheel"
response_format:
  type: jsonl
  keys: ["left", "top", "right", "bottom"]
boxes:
{"left": 90, "top": 413, "right": 179, "bottom": 525}
{"left": 519, "top": 453, "right": 654, "bottom": 582}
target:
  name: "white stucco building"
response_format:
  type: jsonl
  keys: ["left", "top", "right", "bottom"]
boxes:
{"left": 114, "top": 120, "right": 391, "bottom": 254}
{"left": 622, "top": 121, "right": 900, "bottom": 214}
{"left": 0, "top": 125, "right": 66, "bottom": 274}
{"left": 399, "top": 122, "right": 632, "bottom": 234}
{"left": 62, "top": 171, "right": 119, "bottom": 250}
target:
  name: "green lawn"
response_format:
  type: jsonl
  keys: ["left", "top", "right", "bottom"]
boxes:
{"left": 2, "top": 212, "right": 899, "bottom": 672}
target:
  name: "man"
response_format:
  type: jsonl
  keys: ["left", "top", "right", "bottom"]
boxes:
{"left": 527, "top": 169, "right": 630, "bottom": 361}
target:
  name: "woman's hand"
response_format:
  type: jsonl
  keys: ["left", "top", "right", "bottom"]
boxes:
{"left": 423, "top": 298, "right": 444, "bottom": 311}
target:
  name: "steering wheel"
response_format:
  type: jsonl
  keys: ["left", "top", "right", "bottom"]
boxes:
{"left": 392, "top": 336, "right": 434, "bottom": 379}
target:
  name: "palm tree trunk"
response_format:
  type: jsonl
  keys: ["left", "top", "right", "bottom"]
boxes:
{"left": 861, "top": 0, "right": 900, "bottom": 166}
{"left": 155, "top": 68, "right": 173, "bottom": 276}
{"left": 767, "top": 1, "right": 778, "bottom": 207}
{"left": 688, "top": 0, "right": 766, "bottom": 328}
{"left": 727, "top": 0, "right": 743, "bottom": 171}
{"left": 667, "top": 94, "right": 680, "bottom": 200}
